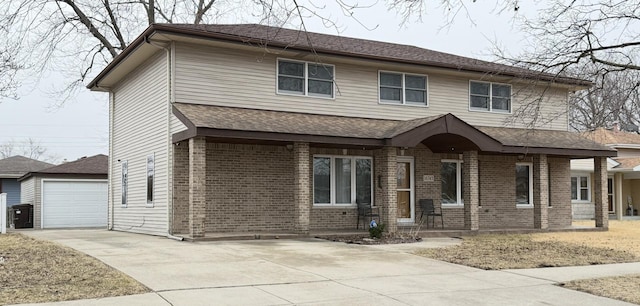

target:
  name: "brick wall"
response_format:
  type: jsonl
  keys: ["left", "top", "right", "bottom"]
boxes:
{"left": 172, "top": 141, "right": 189, "bottom": 234}
{"left": 548, "top": 157, "right": 572, "bottom": 228}
{"left": 205, "top": 143, "right": 294, "bottom": 232}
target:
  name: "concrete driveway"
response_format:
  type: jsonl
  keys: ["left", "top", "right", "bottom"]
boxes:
{"left": 18, "top": 230, "right": 633, "bottom": 306}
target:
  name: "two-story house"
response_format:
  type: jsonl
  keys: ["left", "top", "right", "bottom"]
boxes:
{"left": 571, "top": 126, "right": 640, "bottom": 220}
{"left": 88, "top": 24, "right": 615, "bottom": 239}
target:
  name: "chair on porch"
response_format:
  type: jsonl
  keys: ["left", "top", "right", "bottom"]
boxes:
{"left": 356, "top": 200, "right": 380, "bottom": 229}
{"left": 419, "top": 199, "right": 444, "bottom": 229}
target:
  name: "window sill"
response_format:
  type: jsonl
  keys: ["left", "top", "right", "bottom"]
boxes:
{"left": 571, "top": 200, "right": 592, "bottom": 204}
{"left": 379, "top": 101, "right": 428, "bottom": 108}
{"left": 516, "top": 204, "right": 533, "bottom": 209}
{"left": 442, "top": 204, "right": 464, "bottom": 208}
{"left": 146, "top": 203, "right": 154, "bottom": 208}
{"left": 468, "top": 108, "right": 512, "bottom": 114}
{"left": 312, "top": 204, "right": 357, "bottom": 209}
{"left": 277, "top": 91, "right": 335, "bottom": 100}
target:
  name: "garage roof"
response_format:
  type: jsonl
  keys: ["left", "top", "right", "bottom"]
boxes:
{"left": 18, "top": 154, "right": 108, "bottom": 181}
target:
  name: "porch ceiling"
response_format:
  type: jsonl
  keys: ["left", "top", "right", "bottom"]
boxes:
{"left": 172, "top": 102, "right": 617, "bottom": 158}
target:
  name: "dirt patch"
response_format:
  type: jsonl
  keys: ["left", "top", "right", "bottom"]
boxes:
{"left": 0, "top": 233, "right": 149, "bottom": 305}
{"left": 414, "top": 234, "right": 637, "bottom": 270}
{"left": 318, "top": 234, "right": 422, "bottom": 245}
{"left": 561, "top": 274, "right": 640, "bottom": 305}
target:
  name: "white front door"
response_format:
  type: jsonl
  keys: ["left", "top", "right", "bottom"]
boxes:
{"left": 397, "top": 157, "right": 415, "bottom": 224}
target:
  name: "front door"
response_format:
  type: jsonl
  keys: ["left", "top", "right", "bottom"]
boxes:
{"left": 397, "top": 157, "right": 414, "bottom": 224}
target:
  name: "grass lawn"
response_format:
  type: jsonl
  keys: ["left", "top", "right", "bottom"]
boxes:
{"left": 0, "top": 233, "right": 149, "bottom": 305}
{"left": 415, "top": 220, "right": 640, "bottom": 303}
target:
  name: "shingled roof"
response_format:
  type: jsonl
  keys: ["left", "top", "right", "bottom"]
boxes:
{"left": 19, "top": 154, "right": 107, "bottom": 181}
{"left": 0, "top": 156, "right": 54, "bottom": 178}
{"left": 88, "top": 23, "right": 591, "bottom": 89}
{"left": 172, "top": 102, "right": 614, "bottom": 158}
{"left": 582, "top": 128, "right": 640, "bottom": 146}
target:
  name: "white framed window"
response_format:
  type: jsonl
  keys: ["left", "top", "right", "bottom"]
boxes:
{"left": 277, "top": 59, "right": 334, "bottom": 98}
{"left": 571, "top": 174, "right": 590, "bottom": 202}
{"left": 121, "top": 160, "right": 128, "bottom": 207}
{"left": 379, "top": 71, "right": 428, "bottom": 106}
{"left": 469, "top": 80, "right": 511, "bottom": 113}
{"left": 146, "top": 154, "right": 154, "bottom": 207}
{"left": 313, "top": 155, "right": 372, "bottom": 206}
{"left": 516, "top": 163, "right": 533, "bottom": 206}
{"left": 441, "top": 160, "right": 464, "bottom": 206}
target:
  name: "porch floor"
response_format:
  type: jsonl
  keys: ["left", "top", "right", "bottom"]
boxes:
{"left": 183, "top": 225, "right": 606, "bottom": 242}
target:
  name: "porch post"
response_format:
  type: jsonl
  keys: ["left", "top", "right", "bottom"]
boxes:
{"left": 463, "top": 151, "right": 479, "bottom": 231}
{"left": 594, "top": 156, "right": 609, "bottom": 228}
{"left": 292, "top": 142, "right": 310, "bottom": 234}
{"left": 615, "top": 172, "right": 623, "bottom": 220}
{"left": 379, "top": 146, "right": 398, "bottom": 233}
{"left": 189, "top": 137, "right": 207, "bottom": 238}
{"left": 533, "top": 154, "right": 549, "bottom": 229}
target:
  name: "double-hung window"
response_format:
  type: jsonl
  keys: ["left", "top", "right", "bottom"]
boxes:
{"left": 516, "top": 163, "right": 533, "bottom": 206}
{"left": 441, "top": 160, "right": 464, "bottom": 206}
{"left": 469, "top": 80, "right": 511, "bottom": 112}
{"left": 379, "top": 71, "right": 427, "bottom": 106}
{"left": 571, "top": 174, "right": 590, "bottom": 202}
{"left": 277, "top": 59, "right": 334, "bottom": 98}
{"left": 313, "top": 156, "right": 372, "bottom": 206}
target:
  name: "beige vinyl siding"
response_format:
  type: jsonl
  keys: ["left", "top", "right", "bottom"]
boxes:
{"left": 174, "top": 42, "right": 569, "bottom": 130}
{"left": 20, "top": 177, "right": 35, "bottom": 204}
{"left": 111, "top": 51, "right": 168, "bottom": 236}
{"left": 170, "top": 114, "right": 187, "bottom": 133}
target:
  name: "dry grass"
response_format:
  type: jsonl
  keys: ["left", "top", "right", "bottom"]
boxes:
{"left": 0, "top": 233, "right": 149, "bottom": 305}
{"left": 561, "top": 274, "right": 640, "bottom": 305}
{"left": 534, "top": 220, "right": 640, "bottom": 257}
{"left": 415, "top": 233, "right": 637, "bottom": 270}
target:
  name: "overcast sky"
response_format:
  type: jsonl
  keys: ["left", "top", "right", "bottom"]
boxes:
{"left": 0, "top": 1, "right": 535, "bottom": 163}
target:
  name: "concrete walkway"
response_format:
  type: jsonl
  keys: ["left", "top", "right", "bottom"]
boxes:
{"left": 12, "top": 230, "right": 638, "bottom": 306}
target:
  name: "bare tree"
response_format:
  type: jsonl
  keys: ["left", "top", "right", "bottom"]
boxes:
{"left": 0, "top": 138, "right": 48, "bottom": 160}
{"left": 569, "top": 64, "right": 640, "bottom": 131}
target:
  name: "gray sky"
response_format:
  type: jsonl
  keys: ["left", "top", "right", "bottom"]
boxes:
{"left": 0, "top": 2, "right": 533, "bottom": 163}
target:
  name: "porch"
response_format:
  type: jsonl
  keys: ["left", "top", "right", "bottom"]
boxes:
{"left": 169, "top": 103, "right": 617, "bottom": 240}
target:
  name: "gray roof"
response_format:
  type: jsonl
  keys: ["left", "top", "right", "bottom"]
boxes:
{"left": 172, "top": 102, "right": 614, "bottom": 157}
{"left": 19, "top": 154, "right": 108, "bottom": 181}
{"left": 0, "top": 156, "right": 54, "bottom": 178}
{"left": 89, "top": 23, "right": 591, "bottom": 89}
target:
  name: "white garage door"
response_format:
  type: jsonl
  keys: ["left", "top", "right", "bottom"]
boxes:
{"left": 42, "top": 180, "right": 108, "bottom": 228}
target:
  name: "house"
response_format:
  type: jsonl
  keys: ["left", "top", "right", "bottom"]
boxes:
{"left": 88, "top": 24, "right": 615, "bottom": 239}
{"left": 0, "top": 156, "right": 53, "bottom": 207}
{"left": 571, "top": 127, "right": 640, "bottom": 220}
{"left": 18, "top": 154, "right": 108, "bottom": 229}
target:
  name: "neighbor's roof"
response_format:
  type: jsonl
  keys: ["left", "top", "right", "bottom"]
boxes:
{"left": 0, "top": 156, "right": 54, "bottom": 178}
{"left": 88, "top": 23, "right": 591, "bottom": 89}
{"left": 18, "top": 154, "right": 108, "bottom": 181}
{"left": 172, "top": 102, "right": 614, "bottom": 158}
{"left": 582, "top": 128, "right": 640, "bottom": 147}
{"left": 614, "top": 157, "right": 640, "bottom": 170}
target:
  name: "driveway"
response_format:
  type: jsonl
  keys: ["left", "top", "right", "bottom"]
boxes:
{"left": 18, "top": 230, "right": 633, "bottom": 306}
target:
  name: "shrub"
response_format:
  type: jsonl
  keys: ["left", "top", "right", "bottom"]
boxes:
{"left": 369, "top": 223, "right": 386, "bottom": 239}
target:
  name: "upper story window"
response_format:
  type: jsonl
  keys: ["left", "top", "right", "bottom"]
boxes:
{"left": 469, "top": 80, "right": 511, "bottom": 113}
{"left": 277, "top": 59, "right": 334, "bottom": 98}
{"left": 379, "top": 71, "right": 427, "bottom": 106}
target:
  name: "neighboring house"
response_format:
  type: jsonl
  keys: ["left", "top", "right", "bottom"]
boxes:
{"left": 0, "top": 156, "right": 53, "bottom": 206}
{"left": 571, "top": 127, "right": 640, "bottom": 220}
{"left": 18, "top": 154, "right": 108, "bottom": 229}
{"left": 88, "top": 24, "right": 615, "bottom": 239}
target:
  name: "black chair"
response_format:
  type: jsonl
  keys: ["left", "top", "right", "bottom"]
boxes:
{"left": 356, "top": 200, "right": 380, "bottom": 229}
{"left": 419, "top": 199, "right": 444, "bottom": 229}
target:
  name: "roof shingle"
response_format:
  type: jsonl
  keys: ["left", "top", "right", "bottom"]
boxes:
{"left": 0, "top": 156, "right": 54, "bottom": 178}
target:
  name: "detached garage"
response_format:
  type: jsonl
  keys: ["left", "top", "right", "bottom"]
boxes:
{"left": 19, "top": 154, "right": 108, "bottom": 229}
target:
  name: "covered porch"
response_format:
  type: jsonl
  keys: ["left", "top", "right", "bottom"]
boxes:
{"left": 170, "top": 103, "right": 616, "bottom": 239}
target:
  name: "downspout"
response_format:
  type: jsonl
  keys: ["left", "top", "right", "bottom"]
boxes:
{"left": 145, "top": 36, "right": 184, "bottom": 241}
{"left": 108, "top": 90, "right": 115, "bottom": 230}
